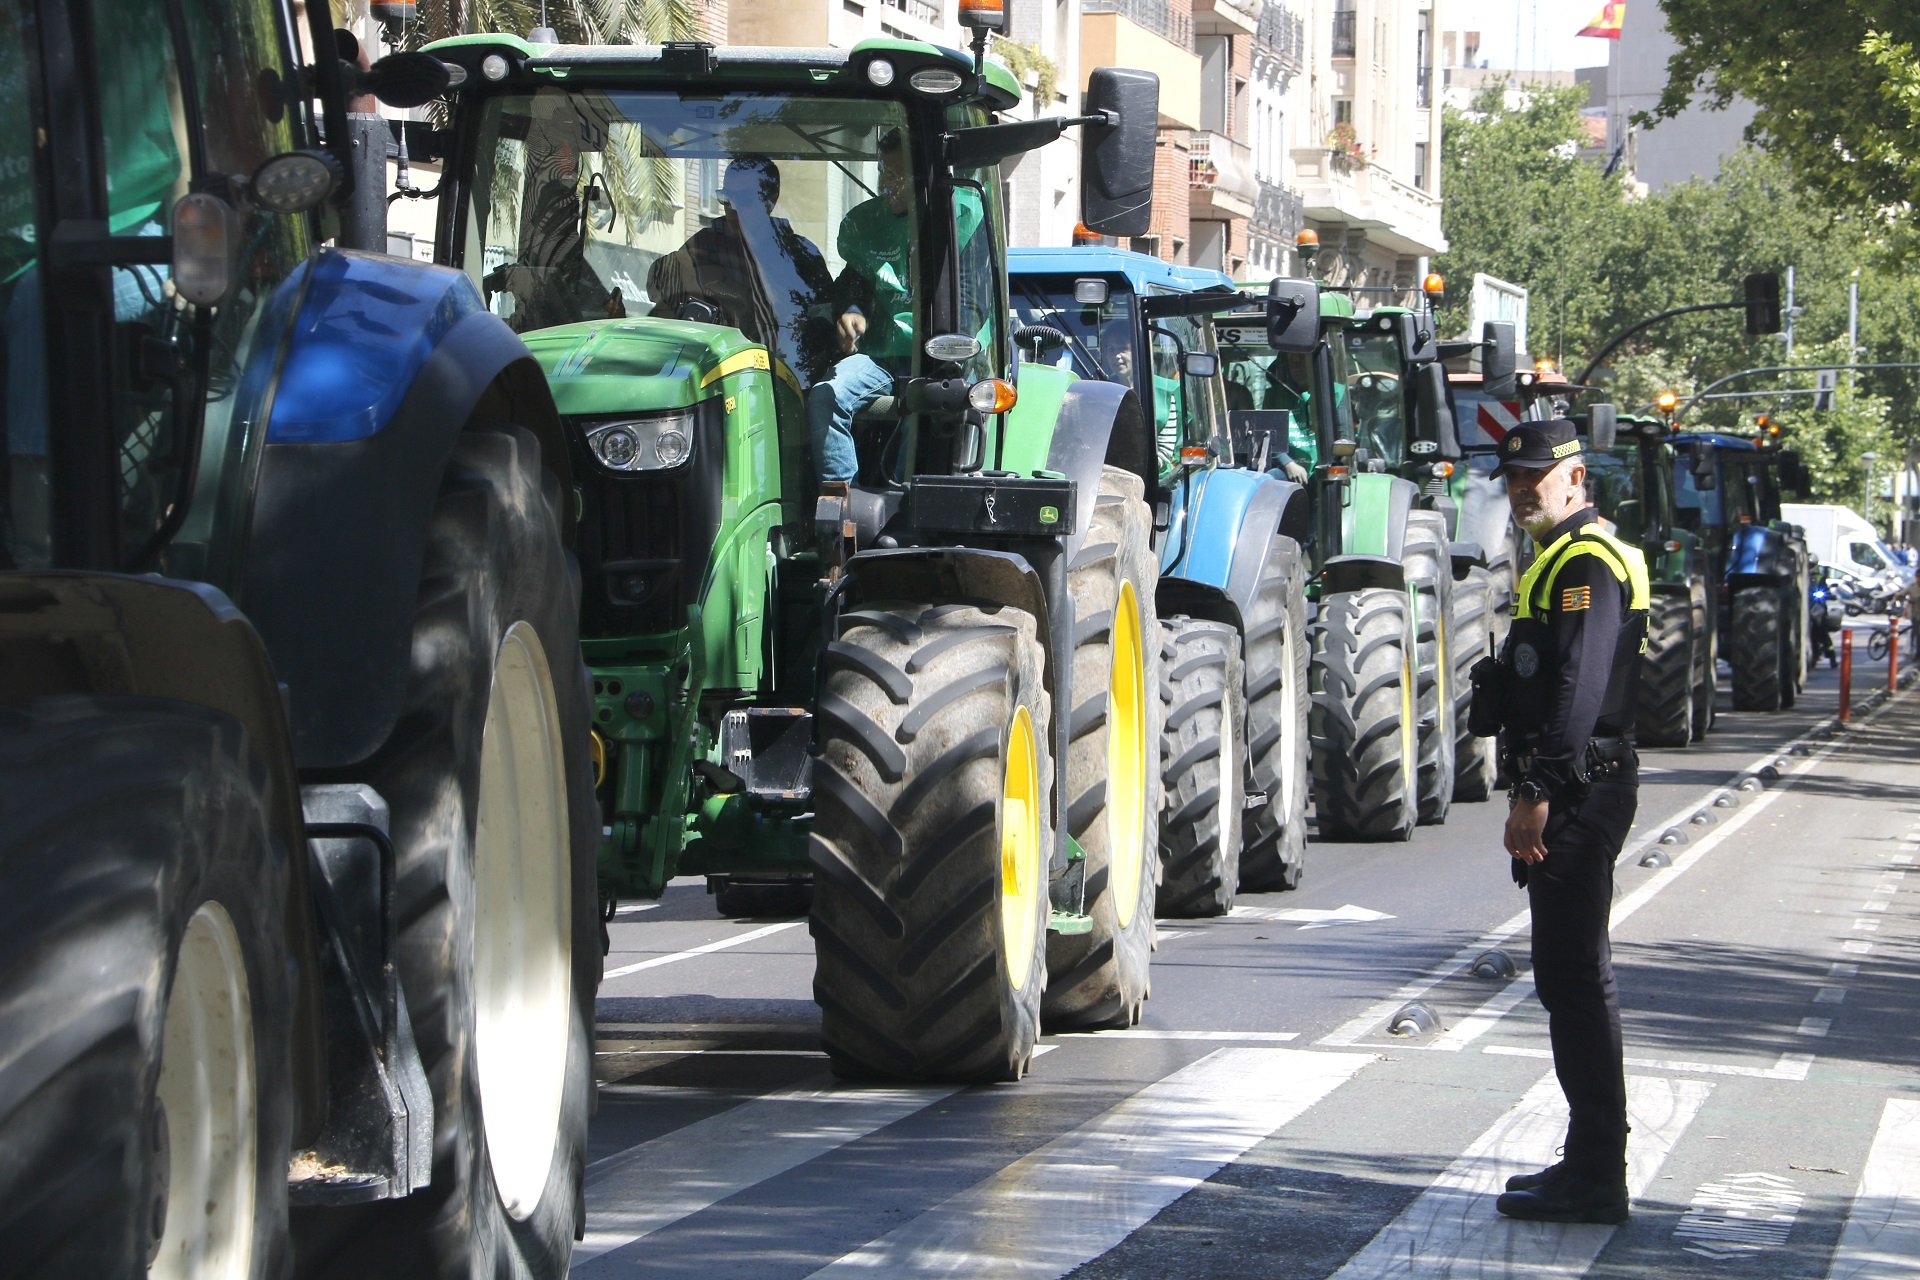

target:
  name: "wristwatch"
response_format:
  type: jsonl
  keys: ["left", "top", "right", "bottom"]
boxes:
{"left": 1514, "top": 778, "right": 1551, "bottom": 804}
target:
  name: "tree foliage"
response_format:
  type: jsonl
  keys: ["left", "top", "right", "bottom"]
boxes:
{"left": 1652, "top": 0, "right": 1920, "bottom": 245}
{"left": 1436, "top": 82, "right": 1920, "bottom": 512}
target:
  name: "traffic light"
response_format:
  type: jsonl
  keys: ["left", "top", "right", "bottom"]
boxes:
{"left": 1813, "top": 368, "right": 1837, "bottom": 411}
{"left": 1744, "top": 271, "right": 1782, "bottom": 335}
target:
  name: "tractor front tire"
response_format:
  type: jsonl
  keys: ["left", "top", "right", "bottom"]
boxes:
{"left": 0, "top": 697, "right": 293, "bottom": 1280}
{"left": 293, "top": 423, "right": 599, "bottom": 1280}
{"left": 1404, "top": 513, "right": 1455, "bottom": 825}
{"left": 810, "top": 602, "right": 1052, "bottom": 1082}
{"left": 1310, "top": 589, "right": 1419, "bottom": 842}
{"left": 1238, "top": 538, "right": 1311, "bottom": 892}
{"left": 1639, "top": 593, "right": 1695, "bottom": 748}
{"left": 1730, "top": 585, "right": 1786, "bottom": 712}
{"left": 1690, "top": 586, "right": 1716, "bottom": 739}
{"left": 1044, "top": 467, "right": 1159, "bottom": 1030}
{"left": 1157, "top": 617, "right": 1246, "bottom": 918}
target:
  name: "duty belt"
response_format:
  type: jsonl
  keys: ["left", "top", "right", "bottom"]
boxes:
{"left": 1508, "top": 735, "right": 1637, "bottom": 782}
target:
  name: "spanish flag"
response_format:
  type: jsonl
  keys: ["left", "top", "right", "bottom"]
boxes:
{"left": 1577, "top": 1, "right": 1624, "bottom": 39}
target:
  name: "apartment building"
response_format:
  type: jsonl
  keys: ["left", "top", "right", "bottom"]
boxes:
{"left": 1284, "top": 0, "right": 1445, "bottom": 294}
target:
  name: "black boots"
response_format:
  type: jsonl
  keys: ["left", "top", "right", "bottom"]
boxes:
{"left": 1496, "top": 1163, "right": 1629, "bottom": 1224}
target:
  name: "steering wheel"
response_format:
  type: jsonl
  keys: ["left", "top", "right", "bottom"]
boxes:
{"left": 653, "top": 293, "right": 737, "bottom": 328}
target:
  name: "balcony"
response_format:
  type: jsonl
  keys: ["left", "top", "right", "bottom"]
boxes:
{"left": 1193, "top": 0, "right": 1261, "bottom": 38}
{"left": 1290, "top": 143, "right": 1446, "bottom": 257}
{"left": 1189, "top": 130, "right": 1257, "bottom": 219}
{"left": 1331, "top": 8, "right": 1355, "bottom": 58}
{"left": 1256, "top": 3, "right": 1305, "bottom": 73}
{"left": 1081, "top": 6, "right": 1202, "bottom": 129}
{"left": 1083, "top": 0, "right": 1192, "bottom": 48}
{"left": 1252, "top": 181, "right": 1304, "bottom": 239}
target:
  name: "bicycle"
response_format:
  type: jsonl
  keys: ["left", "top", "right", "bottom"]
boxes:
{"left": 1867, "top": 612, "right": 1914, "bottom": 662}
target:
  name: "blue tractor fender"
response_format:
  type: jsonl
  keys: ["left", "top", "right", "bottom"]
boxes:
{"left": 1158, "top": 466, "right": 1307, "bottom": 631}
{"left": 240, "top": 249, "right": 568, "bottom": 771}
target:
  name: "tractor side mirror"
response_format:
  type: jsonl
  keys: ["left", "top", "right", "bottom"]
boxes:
{"left": 1265, "top": 277, "right": 1319, "bottom": 354}
{"left": 1482, "top": 320, "right": 1517, "bottom": 399}
{"left": 1588, "top": 403, "right": 1617, "bottom": 453}
{"left": 1181, "top": 351, "right": 1218, "bottom": 378}
{"left": 1413, "top": 363, "right": 1460, "bottom": 461}
{"left": 1080, "top": 68, "right": 1158, "bottom": 238}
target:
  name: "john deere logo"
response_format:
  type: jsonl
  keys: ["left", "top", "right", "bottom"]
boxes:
{"left": 1039, "top": 505, "right": 1060, "bottom": 525}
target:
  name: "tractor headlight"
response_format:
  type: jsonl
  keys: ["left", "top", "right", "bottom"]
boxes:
{"left": 585, "top": 408, "right": 700, "bottom": 472}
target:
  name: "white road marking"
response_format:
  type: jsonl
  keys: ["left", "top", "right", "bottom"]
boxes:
{"left": 1798, "top": 1018, "right": 1833, "bottom": 1038}
{"left": 1826, "top": 1099, "right": 1920, "bottom": 1279}
{"left": 1229, "top": 903, "right": 1396, "bottom": 928}
{"left": 1050, "top": 1028, "right": 1301, "bottom": 1042}
{"left": 1483, "top": 1044, "right": 1814, "bottom": 1081}
{"left": 1832, "top": 963, "right": 1861, "bottom": 979}
{"left": 571, "top": 1083, "right": 959, "bottom": 1271}
{"left": 1816, "top": 987, "right": 1849, "bottom": 1004}
{"left": 611, "top": 902, "right": 659, "bottom": 916}
{"left": 601, "top": 920, "right": 805, "bottom": 980}
{"left": 1845, "top": 941, "right": 1875, "bottom": 955}
{"left": 1675, "top": 1171, "right": 1805, "bottom": 1258}
{"left": 1330, "top": 1072, "right": 1712, "bottom": 1279}
{"left": 805, "top": 1047, "right": 1370, "bottom": 1279}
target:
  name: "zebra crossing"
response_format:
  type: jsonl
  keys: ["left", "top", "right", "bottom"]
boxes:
{"left": 572, "top": 1027, "right": 1919, "bottom": 1278}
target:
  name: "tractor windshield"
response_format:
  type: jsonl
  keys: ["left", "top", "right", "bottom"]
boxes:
{"left": 1215, "top": 314, "right": 1323, "bottom": 470}
{"left": 463, "top": 88, "right": 916, "bottom": 388}
{"left": 1010, "top": 275, "right": 1137, "bottom": 386}
{"left": 1340, "top": 328, "right": 1407, "bottom": 466}
{"left": 1585, "top": 439, "right": 1646, "bottom": 544}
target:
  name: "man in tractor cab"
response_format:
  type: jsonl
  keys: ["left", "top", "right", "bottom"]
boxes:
{"left": 1225, "top": 348, "right": 1315, "bottom": 482}
{"left": 808, "top": 129, "right": 984, "bottom": 485}
{"left": 647, "top": 157, "right": 838, "bottom": 388}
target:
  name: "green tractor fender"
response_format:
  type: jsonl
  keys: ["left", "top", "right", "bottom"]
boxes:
{"left": 1002, "top": 371, "right": 1155, "bottom": 567}
{"left": 1322, "top": 472, "right": 1420, "bottom": 595}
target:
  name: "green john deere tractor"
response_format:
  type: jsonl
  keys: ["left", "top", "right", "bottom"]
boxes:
{"left": 1219, "top": 286, "right": 1476, "bottom": 840}
{"left": 424, "top": 27, "right": 1165, "bottom": 1080}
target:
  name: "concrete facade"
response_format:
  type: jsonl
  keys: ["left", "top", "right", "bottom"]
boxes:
{"left": 1603, "top": 14, "right": 1755, "bottom": 192}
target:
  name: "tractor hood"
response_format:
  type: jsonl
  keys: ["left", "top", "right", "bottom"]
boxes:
{"left": 521, "top": 318, "right": 768, "bottom": 416}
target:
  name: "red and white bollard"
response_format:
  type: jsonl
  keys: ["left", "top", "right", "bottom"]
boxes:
{"left": 1839, "top": 628, "right": 1854, "bottom": 723}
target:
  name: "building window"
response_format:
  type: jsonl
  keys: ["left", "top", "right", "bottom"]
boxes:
{"left": 1333, "top": 98, "right": 1352, "bottom": 127}
{"left": 1416, "top": 11, "right": 1432, "bottom": 108}
{"left": 1331, "top": 5, "right": 1355, "bottom": 58}
{"left": 1413, "top": 141, "right": 1428, "bottom": 189}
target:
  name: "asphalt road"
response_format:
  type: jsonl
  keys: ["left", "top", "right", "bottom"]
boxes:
{"left": 574, "top": 623, "right": 1920, "bottom": 1278}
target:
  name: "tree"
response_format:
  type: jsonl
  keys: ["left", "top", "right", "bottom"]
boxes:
{"left": 1652, "top": 1, "right": 1920, "bottom": 244}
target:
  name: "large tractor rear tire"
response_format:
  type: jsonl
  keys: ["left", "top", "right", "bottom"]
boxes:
{"left": 1404, "top": 513, "right": 1455, "bottom": 825}
{"left": 1157, "top": 617, "right": 1245, "bottom": 918}
{"left": 1639, "top": 593, "right": 1695, "bottom": 748}
{"left": 1310, "top": 588, "right": 1418, "bottom": 843}
{"left": 1730, "top": 585, "right": 1786, "bottom": 712}
{"left": 1690, "top": 585, "right": 1716, "bottom": 739}
{"left": 1238, "top": 538, "right": 1311, "bottom": 892}
{"left": 1044, "top": 466, "right": 1159, "bottom": 1031}
{"left": 0, "top": 697, "right": 293, "bottom": 1280}
{"left": 293, "top": 424, "right": 599, "bottom": 1280}
{"left": 810, "top": 602, "right": 1052, "bottom": 1082}
{"left": 1780, "top": 585, "right": 1801, "bottom": 709}
{"left": 1449, "top": 566, "right": 1499, "bottom": 803}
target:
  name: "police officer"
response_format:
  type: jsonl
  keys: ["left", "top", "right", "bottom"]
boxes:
{"left": 1471, "top": 418, "right": 1650, "bottom": 1224}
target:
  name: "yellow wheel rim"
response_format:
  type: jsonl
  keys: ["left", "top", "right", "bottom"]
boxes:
{"left": 1107, "top": 581, "right": 1148, "bottom": 930}
{"left": 1400, "top": 602, "right": 1417, "bottom": 796}
{"left": 1000, "top": 705, "right": 1043, "bottom": 991}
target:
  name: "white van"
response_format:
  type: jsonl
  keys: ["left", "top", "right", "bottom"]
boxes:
{"left": 1781, "top": 503, "right": 1914, "bottom": 584}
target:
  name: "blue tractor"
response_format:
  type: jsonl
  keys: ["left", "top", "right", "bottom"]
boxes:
{"left": 1670, "top": 433, "right": 1812, "bottom": 711}
{"left": 0, "top": 2, "right": 598, "bottom": 1273}
{"left": 1010, "top": 249, "right": 1312, "bottom": 914}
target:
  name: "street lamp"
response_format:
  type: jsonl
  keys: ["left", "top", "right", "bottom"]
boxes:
{"left": 1861, "top": 451, "right": 1878, "bottom": 515}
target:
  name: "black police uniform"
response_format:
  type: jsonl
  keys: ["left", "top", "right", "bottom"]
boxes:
{"left": 1471, "top": 420, "right": 1650, "bottom": 1221}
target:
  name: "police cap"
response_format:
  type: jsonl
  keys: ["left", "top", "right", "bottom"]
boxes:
{"left": 1492, "top": 418, "right": 1585, "bottom": 477}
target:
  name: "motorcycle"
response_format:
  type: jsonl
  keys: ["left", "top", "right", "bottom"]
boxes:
{"left": 1810, "top": 571, "right": 1845, "bottom": 668}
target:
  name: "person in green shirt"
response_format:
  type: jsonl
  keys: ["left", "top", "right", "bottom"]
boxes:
{"left": 806, "top": 129, "right": 983, "bottom": 485}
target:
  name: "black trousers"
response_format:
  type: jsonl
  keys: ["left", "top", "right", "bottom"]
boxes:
{"left": 1523, "top": 776, "right": 1639, "bottom": 1173}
